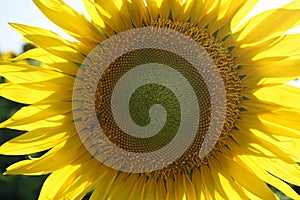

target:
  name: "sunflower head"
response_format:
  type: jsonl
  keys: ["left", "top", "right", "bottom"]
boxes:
{"left": 1, "top": 0, "right": 300, "bottom": 199}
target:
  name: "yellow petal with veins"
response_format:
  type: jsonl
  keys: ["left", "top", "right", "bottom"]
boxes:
{"left": 215, "top": 153, "right": 277, "bottom": 200}
{"left": 235, "top": 8, "right": 300, "bottom": 44}
{"left": 3, "top": 134, "right": 84, "bottom": 175}
{"left": 13, "top": 48, "right": 79, "bottom": 75}
{"left": 10, "top": 23, "right": 85, "bottom": 63}
{"left": 0, "top": 123, "right": 75, "bottom": 155}
{"left": 33, "top": 0, "right": 105, "bottom": 44}
{"left": 90, "top": 168, "right": 118, "bottom": 200}
{"left": 94, "top": 0, "right": 132, "bottom": 32}
{"left": 37, "top": 152, "right": 91, "bottom": 200}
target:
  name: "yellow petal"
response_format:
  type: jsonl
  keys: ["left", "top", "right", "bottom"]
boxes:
{"left": 259, "top": 157, "right": 300, "bottom": 187}
{"left": 183, "top": 0, "right": 205, "bottom": 24}
{"left": 242, "top": 189, "right": 277, "bottom": 200}
{"left": 196, "top": 0, "right": 222, "bottom": 28}
{"left": 231, "top": 36, "right": 280, "bottom": 62}
{"left": 0, "top": 83, "right": 71, "bottom": 104}
{"left": 240, "top": 58, "right": 300, "bottom": 86}
{"left": 38, "top": 166, "right": 81, "bottom": 199}
{"left": 235, "top": 126, "right": 295, "bottom": 163}
{"left": 209, "top": 157, "right": 248, "bottom": 200}
{"left": 0, "top": 67, "right": 74, "bottom": 88}
{"left": 174, "top": 174, "right": 185, "bottom": 200}
{"left": 156, "top": 178, "right": 167, "bottom": 200}
{"left": 82, "top": 0, "right": 105, "bottom": 28}
{"left": 0, "top": 63, "right": 42, "bottom": 73}
{"left": 229, "top": 0, "right": 259, "bottom": 31}
{"left": 184, "top": 0, "right": 221, "bottom": 28}
{"left": 234, "top": 149, "right": 300, "bottom": 199}
{"left": 0, "top": 51, "right": 15, "bottom": 62}
{"left": 207, "top": 159, "right": 229, "bottom": 200}
{"left": 143, "top": 177, "right": 157, "bottom": 199}
{"left": 4, "top": 135, "right": 83, "bottom": 175}
{"left": 61, "top": 159, "right": 103, "bottom": 200}
{"left": 0, "top": 102, "right": 71, "bottom": 129}
{"left": 253, "top": 84, "right": 300, "bottom": 110}
{"left": 215, "top": 153, "right": 277, "bottom": 199}
{"left": 234, "top": 35, "right": 300, "bottom": 80}
{"left": 13, "top": 48, "right": 79, "bottom": 75}
{"left": 94, "top": 0, "right": 132, "bottom": 32}
{"left": 237, "top": 111, "right": 300, "bottom": 140}
{"left": 282, "top": 0, "right": 300, "bottom": 9}
{"left": 146, "top": 0, "right": 174, "bottom": 20}
{"left": 259, "top": 110, "right": 300, "bottom": 131}
{"left": 169, "top": 0, "right": 185, "bottom": 21}
{"left": 192, "top": 168, "right": 203, "bottom": 199}
{"left": 10, "top": 23, "right": 84, "bottom": 63}
{"left": 1, "top": 111, "right": 73, "bottom": 131}
{"left": 124, "top": 0, "right": 149, "bottom": 27}
{"left": 165, "top": 177, "right": 176, "bottom": 200}
{"left": 128, "top": 175, "right": 146, "bottom": 199}
{"left": 38, "top": 152, "right": 91, "bottom": 200}
{"left": 108, "top": 173, "right": 134, "bottom": 199}
{"left": 235, "top": 8, "right": 300, "bottom": 44}
{"left": 90, "top": 167, "right": 118, "bottom": 200}
{"left": 272, "top": 137, "right": 300, "bottom": 162}
{"left": 230, "top": 138, "right": 300, "bottom": 189}
{"left": 181, "top": 173, "right": 197, "bottom": 200}
{"left": 201, "top": 164, "right": 225, "bottom": 199}
{"left": 82, "top": 0, "right": 115, "bottom": 37}
{"left": 218, "top": 174, "right": 247, "bottom": 200}
{"left": 14, "top": 48, "right": 66, "bottom": 63}
{"left": 245, "top": 122, "right": 300, "bottom": 162}
{"left": 208, "top": 0, "right": 247, "bottom": 40}
{"left": 253, "top": 34, "right": 300, "bottom": 59}
{"left": 0, "top": 123, "right": 75, "bottom": 155}
{"left": 33, "top": 0, "right": 105, "bottom": 44}
{"left": 4, "top": 74, "right": 73, "bottom": 89}
{"left": 232, "top": 32, "right": 300, "bottom": 62}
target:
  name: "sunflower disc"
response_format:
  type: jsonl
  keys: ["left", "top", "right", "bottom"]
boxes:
{"left": 72, "top": 27, "right": 227, "bottom": 173}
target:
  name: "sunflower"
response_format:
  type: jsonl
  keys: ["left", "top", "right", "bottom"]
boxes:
{"left": 1, "top": 0, "right": 300, "bottom": 199}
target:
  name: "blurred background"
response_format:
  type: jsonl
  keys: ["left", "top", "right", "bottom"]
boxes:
{"left": 0, "top": 0, "right": 299, "bottom": 199}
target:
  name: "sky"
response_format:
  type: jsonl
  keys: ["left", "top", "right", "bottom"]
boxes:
{"left": 0, "top": 0, "right": 86, "bottom": 54}
{"left": 1, "top": 0, "right": 299, "bottom": 53}
{"left": 0, "top": 0, "right": 299, "bottom": 86}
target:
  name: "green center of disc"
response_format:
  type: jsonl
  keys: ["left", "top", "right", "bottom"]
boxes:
{"left": 129, "top": 83, "right": 180, "bottom": 142}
